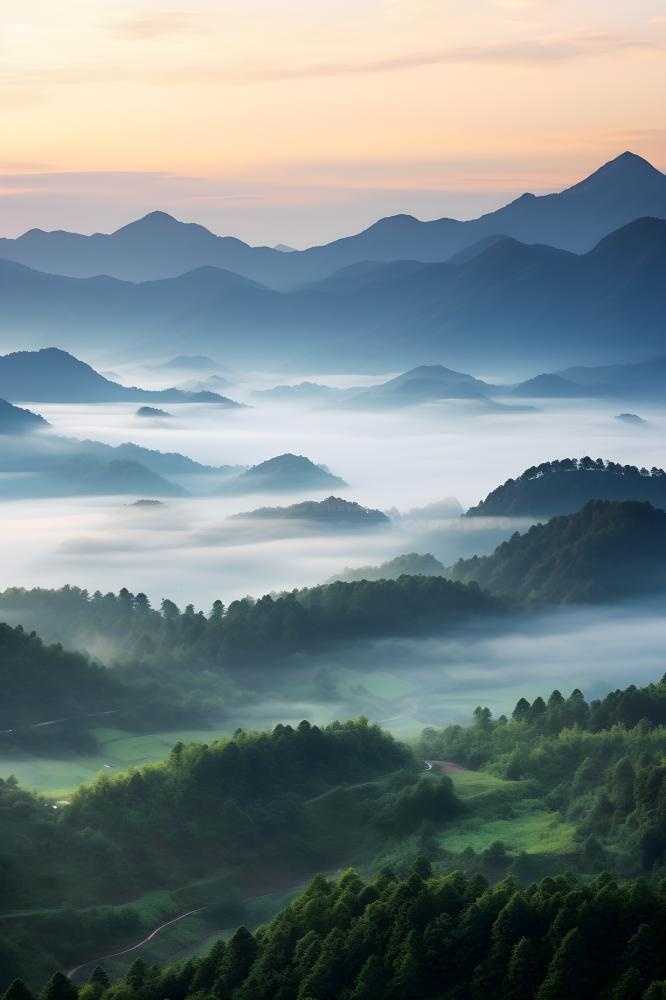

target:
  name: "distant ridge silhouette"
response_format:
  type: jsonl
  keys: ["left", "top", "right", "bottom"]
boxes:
{"left": 0, "top": 152, "right": 663, "bottom": 288}
{"left": 0, "top": 217, "right": 663, "bottom": 371}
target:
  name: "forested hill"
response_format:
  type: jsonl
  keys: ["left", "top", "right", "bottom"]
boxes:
{"left": 17, "top": 866, "right": 666, "bottom": 1000}
{"left": 0, "top": 720, "right": 438, "bottom": 986}
{"left": 467, "top": 457, "right": 666, "bottom": 518}
{"left": 0, "top": 576, "right": 502, "bottom": 669}
{"left": 0, "top": 623, "right": 119, "bottom": 732}
{"left": 450, "top": 499, "right": 666, "bottom": 603}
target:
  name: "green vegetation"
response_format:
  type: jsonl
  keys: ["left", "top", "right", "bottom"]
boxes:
{"left": 0, "top": 624, "right": 123, "bottom": 752}
{"left": 467, "top": 456, "right": 666, "bottom": 517}
{"left": 12, "top": 863, "right": 666, "bottom": 1000}
{"left": 451, "top": 499, "right": 666, "bottom": 602}
{"left": 326, "top": 552, "right": 446, "bottom": 584}
{"left": 0, "top": 719, "right": 462, "bottom": 986}
{"left": 419, "top": 674, "right": 666, "bottom": 877}
{"left": 0, "top": 577, "right": 501, "bottom": 682}
{"left": 439, "top": 797, "right": 576, "bottom": 856}
{"left": 7, "top": 671, "right": 666, "bottom": 991}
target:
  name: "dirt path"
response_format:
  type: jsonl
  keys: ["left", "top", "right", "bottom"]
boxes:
{"left": 425, "top": 760, "right": 469, "bottom": 774}
{"left": 66, "top": 908, "right": 202, "bottom": 979}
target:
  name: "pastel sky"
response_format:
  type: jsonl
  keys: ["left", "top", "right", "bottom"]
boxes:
{"left": 1, "top": 0, "right": 665, "bottom": 246}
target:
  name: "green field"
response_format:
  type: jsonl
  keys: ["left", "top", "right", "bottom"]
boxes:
{"left": 438, "top": 769, "right": 576, "bottom": 857}
{"left": 0, "top": 726, "right": 229, "bottom": 795}
{"left": 448, "top": 768, "right": 517, "bottom": 802}
{"left": 440, "top": 798, "right": 576, "bottom": 855}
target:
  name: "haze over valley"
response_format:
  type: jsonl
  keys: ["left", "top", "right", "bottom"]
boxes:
{"left": 2, "top": 15, "right": 666, "bottom": 984}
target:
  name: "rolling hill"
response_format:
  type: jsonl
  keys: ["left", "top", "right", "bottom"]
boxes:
{"left": 220, "top": 453, "right": 347, "bottom": 494}
{"left": 450, "top": 499, "right": 666, "bottom": 603}
{"left": 467, "top": 458, "right": 666, "bottom": 518}
{"left": 231, "top": 496, "right": 389, "bottom": 527}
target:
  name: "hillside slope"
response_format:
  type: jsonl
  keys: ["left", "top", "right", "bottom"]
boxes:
{"left": 451, "top": 499, "right": 666, "bottom": 603}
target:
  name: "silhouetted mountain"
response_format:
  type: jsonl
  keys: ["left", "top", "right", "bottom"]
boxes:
{"left": 451, "top": 499, "right": 666, "bottom": 603}
{"left": 78, "top": 440, "right": 237, "bottom": 480}
{"left": 0, "top": 429, "right": 241, "bottom": 499}
{"left": 0, "top": 152, "right": 662, "bottom": 288}
{"left": 509, "top": 373, "right": 601, "bottom": 398}
{"left": 49, "top": 455, "right": 187, "bottom": 498}
{"left": 615, "top": 412, "right": 646, "bottom": 425}
{"left": 327, "top": 552, "right": 446, "bottom": 583}
{"left": 136, "top": 406, "right": 172, "bottom": 418}
{"left": 345, "top": 365, "right": 494, "bottom": 406}
{"left": 0, "top": 398, "right": 49, "bottom": 434}
{"left": 467, "top": 458, "right": 666, "bottom": 518}
{"left": 222, "top": 453, "right": 347, "bottom": 494}
{"left": 0, "top": 219, "right": 664, "bottom": 371}
{"left": 0, "top": 348, "right": 241, "bottom": 405}
{"left": 401, "top": 498, "right": 464, "bottom": 519}
{"left": 252, "top": 382, "right": 344, "bottom": 404}
{"left": 557, "top": 356, "right": 666, "bottom": 400}
{"left": 150, "top": 354, "right": 220, "bottom": 372}
{"left": 0, "top": 210, "right": 292, "bottom": 284}
{"left": 231, "top": 496, "right": 389, "bottom": 527}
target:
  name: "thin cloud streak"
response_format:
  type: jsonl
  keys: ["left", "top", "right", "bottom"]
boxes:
{"left": 203, "top": 32, "right": 657, "bottom": 84}
{"left": 110, "top": 10, "right": 206, "bottom": 40}
{"left": 0, "top": 31, "right": 656, "bottom": 92}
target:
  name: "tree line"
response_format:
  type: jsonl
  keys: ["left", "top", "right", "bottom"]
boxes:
{"left": 8, "top": 861, "right": 666, "bottom": 999}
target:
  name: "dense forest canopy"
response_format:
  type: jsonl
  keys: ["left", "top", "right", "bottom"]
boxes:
{"left": 0, "top": 576, "right": 502, "bottom": 672}
{"left": 0, "top": 623, "right": 120, "bottom": 736}
{"left": 0, "top": 719, "right": 459, "bottom": 986}
{"left": 11, "top": 864, "right": 666, "bottom": 1000}
{"left": 450, "top": 499, "right": 666, "bottom": 603}
{"left": 467, "top": 457, "right": 666, "bottom": 518}
{"left": 6, "top": 672, "right": 666, "bottom": 989}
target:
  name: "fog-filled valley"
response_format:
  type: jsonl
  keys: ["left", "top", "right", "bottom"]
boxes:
{"left": 3, "top": 148, "right": 666, "bottom": 997}
{"left": 3, "top": 371, "right": 665, "bottom": 607}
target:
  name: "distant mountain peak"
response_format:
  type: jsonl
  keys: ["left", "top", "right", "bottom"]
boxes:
{"left": 133, "top": 210, "right": 179, "bottom": 226}
{"left": 364, "top": 214, "right": 420, "bottom": 233}
{"left": 566, "top": 150, "right": 665, "bottom": 194}
{"left": 606, "top": 150, "right": 658, "bottom": 171}
{"left": 113, "top": 211, "right": 215, "bottom": 239}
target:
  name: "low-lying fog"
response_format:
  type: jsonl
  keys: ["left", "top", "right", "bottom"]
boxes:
{"left": 3, "top": 374, "right": 666, "bottom": 766}
{"left": 215, "top": 602, "right": 666, "bottom": 740}
{"left": 7, "top": 387, "right": 666, "bottom": 610}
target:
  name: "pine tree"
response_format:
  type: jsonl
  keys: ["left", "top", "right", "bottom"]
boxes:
{"left": 39, "top": 973, "right": 78, "bottom": 1000}
{"left": 3, "top": 981, "right": 34, "bottom": 1000}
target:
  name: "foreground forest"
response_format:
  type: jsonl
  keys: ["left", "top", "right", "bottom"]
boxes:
{"left": 13, "top": 865, "right": 666, "bottom": 1000}
{"left": 3, "top": 497, "right": 666, "bottom": 991}
{"left": 5, "top": 672, "right": 666, "bottom": 992}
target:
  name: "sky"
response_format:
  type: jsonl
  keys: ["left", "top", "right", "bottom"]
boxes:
{"left": 1, "top": 0, "right": 665, "bottom": 246}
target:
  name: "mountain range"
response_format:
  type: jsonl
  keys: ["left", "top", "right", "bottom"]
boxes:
{"left": 0, "top": 152, "right": 663, "bottom": 289}
{"left": 0, "top": 348, "right": 240, "bottom": 405}
{"left": 0, "top": 216, "right": 663, "bottom": 371}
{"left": 0, "top": 409, "right": 349, "bottom": 500}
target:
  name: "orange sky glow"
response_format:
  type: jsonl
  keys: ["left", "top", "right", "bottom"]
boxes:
{"left": 1, "top": 0, "right": 664, "bottom": 245}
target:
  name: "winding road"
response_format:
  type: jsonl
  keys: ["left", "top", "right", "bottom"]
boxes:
{"left": 66, "top": 908, "right": 202, "bottom": 979}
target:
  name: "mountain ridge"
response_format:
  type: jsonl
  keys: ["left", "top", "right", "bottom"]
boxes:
{"left": 0, "top": 152, "right": 663, "bottom": 289}
{"left": 0, "top": 217, "right": 664, "bottom": 371}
